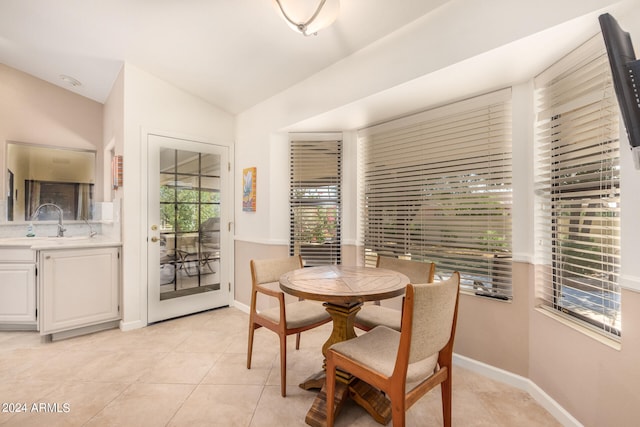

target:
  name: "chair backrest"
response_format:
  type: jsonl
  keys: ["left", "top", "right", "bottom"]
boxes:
{"left": 376, "top": 256, "right": 435, "bottom": 284}
{"left": 251, "top": 255, "right": 303, "bottom": 287}
{"left": 199, "top": 217, "right": 220, "bottom": 248}
{"left": 401, "top": 272, "right": 460, "bottom": 365}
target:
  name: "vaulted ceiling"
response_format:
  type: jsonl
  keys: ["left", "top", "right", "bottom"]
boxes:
{"left": 0, "top": 0, "right": 450, "bottom": 114}
{"left": 2, "top": 0, "right": 635, "bottom": 123}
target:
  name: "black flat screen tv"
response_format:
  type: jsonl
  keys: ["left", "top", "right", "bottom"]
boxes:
{"left": 599, "top": 13, "right": 640, "bottom": 168}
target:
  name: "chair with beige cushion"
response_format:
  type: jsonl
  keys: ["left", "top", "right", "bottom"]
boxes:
{"left": 246, "top": 255, "right": 331, "bottom": 397}
{"left": 354, "top": 256, "right": 435, "bottom": 331}
{"left": 326, "top": 272, "right": 460, "bottom": 426}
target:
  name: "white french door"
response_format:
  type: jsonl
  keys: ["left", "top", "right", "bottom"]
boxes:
{"left": 147, "top": 134, "right": 230, "bottom": 323}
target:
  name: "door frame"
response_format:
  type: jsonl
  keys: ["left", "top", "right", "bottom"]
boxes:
{"left": 140, "top": 130, "right": 234, "bottom": 325}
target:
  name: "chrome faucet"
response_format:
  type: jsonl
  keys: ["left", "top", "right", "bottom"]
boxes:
{"left": 32, "top": 203, "right": 66, "bottom": 237}
{"left": 83, "top": 218, "right": 97, "bottom": 238}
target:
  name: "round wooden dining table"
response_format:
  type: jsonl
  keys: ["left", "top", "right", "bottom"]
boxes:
{"left": 279, "top": 265, "right": 409, "bottom": 427}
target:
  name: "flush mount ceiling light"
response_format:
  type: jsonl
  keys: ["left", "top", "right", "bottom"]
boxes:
{"left": 273, "top": 0, "right": 340, "bottom": 36}
{"left": 59, "top": 74, "right": 82, "bottom": 87}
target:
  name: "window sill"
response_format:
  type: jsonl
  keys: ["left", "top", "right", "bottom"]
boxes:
{"left": 534, "top": 306, "right": 621, "bottom": 351}
{"left": 460, "top": 288, "right": 512, "bottom": 302}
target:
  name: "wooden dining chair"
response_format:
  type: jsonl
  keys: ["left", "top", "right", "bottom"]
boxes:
{"left": 326, "top": 272, "right": 460, "bottom": 427}
{"left": 246, "top": 255, "right": 331, "bottom": 397}
{"left": 354, "top": 256, "right": 435, "bottom": 331}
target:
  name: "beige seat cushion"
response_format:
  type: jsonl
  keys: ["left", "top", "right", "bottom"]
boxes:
{"left": 330, "top": 325, "right": 438, "bottom": 383}
{"left": 355, "top": 304, "right": 401, "bottom": 331}
{"left": 259, "top": 299, "right": 330, "bottom": 329}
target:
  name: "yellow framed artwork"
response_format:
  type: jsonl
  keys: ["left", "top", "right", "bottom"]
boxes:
{"left": 243, "top": 167, "right": 256, "bottom": 212}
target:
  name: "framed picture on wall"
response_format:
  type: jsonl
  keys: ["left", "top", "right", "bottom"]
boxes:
{"left": 242, "top": 167, "right": 256, "bottom": 212}
{"left": 112, "top": 155, "right": 123, "bottom": 189}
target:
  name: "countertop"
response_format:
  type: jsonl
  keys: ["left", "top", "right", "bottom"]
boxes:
{"left": 0, "top": 235, "right": 122, "bottom": 250}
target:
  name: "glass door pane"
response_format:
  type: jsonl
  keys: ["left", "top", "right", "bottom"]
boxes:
{"left": 159, "top": 148, "right": 221, "bottom": 300}
{"left": 148, "top": 134, "right": 229, "bottom": 323}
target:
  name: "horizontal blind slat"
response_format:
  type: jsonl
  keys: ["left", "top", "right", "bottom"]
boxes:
{"left": 534, "top": 33, "right": 621, "bottom": 338}
{"left": 360, "top": 89, "right": 513, "bottom": 299}
{"left": 290, "top": 139, "right": 342, "bottom": 266}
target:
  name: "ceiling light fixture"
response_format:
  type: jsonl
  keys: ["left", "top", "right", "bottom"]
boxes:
{"left": 273, "top": 0, "right": 340, "bottom": 36}
{"left": 59, "top": 74, "right": 82, "bottom": 87}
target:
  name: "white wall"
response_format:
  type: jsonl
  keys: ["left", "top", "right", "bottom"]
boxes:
{"left": 104, "top": 63, "right": 235, "bottom": 330}
{"left": 0, "top": 64, "right": 104, "bottom": 223}
{"left": 235, "top": 0, "right": 624, "bottom": 246}
{"left": 234, "top": 1, "right": 640, "bottom": 425}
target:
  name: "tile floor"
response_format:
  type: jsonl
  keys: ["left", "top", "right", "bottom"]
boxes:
{"left": 0, "top": 307, "right": 560, "bottom": 426}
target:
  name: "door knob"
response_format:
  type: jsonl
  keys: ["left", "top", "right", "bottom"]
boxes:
{"left": 151, "top": 236, "right": 159, "bottom": 243}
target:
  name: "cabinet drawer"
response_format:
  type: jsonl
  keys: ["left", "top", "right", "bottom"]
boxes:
{"left": 0, "top": 248, "right": 36, "bottom": 263}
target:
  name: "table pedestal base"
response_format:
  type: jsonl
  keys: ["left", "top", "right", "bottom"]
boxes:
{"left": 299, "top": 370, "right": 326, "bottom": 391}
{"left": 304, "top": 380, "right": 391, "bottom": 427}
{"left": 299, "top": 301, "right": 391, "bottom": 426}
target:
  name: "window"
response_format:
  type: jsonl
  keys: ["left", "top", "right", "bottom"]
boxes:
{"left": 289, "top": 137, "right": 342, "bottom": 266}
{"left": 359, "top": 89, "right": 513, "bottom": 299}
{"left": 534, "top": 35, "right": 621, "bottom": 338}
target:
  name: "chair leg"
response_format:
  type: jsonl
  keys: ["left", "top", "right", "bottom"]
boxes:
{"left": 441, "top": 373, "right": 452, "bottom": 427}
{"left": 247, "top": 322, "right": 256, "bottom": 369}
{"left": 389, "top": 385, "right": 406, "bottom": 427}
{"left": 326, "top": 356, "right": 336, "bottom": 427}
{"left": 391, "top": 404, "right": 406, "bottom": 427}
{"left": 295, "top": 332, "right": 301, "bottom": 350}
{"left": 279, "top": 333, "right": 287, "bottom": 397}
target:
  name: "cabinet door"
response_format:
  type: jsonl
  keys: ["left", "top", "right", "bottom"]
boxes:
{"left": 40, "top": 247, "right": 120, "bottom": 334}
{"left": 0, "top": 264, "right": 36, "bottom": 323}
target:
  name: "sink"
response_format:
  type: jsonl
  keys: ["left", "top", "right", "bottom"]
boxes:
{"left": 39, "top": 236, "right": 93, "bottom": 244}
{"left": 46, "top": 236, "right": 92, "bottom": 240}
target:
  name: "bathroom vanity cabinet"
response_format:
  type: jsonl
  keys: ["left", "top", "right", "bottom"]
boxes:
{"left": 0, "top": 238, "right": 121, "bottom": 338}
{"left": 39, "top": 246, "right": 120, "bottom": 336}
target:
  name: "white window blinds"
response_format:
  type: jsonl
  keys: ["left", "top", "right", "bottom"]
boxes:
{"left": 289, "top": 138, "right": 342, "bottom": 266}
{"left": 534, "top": 35, "right": 621, "bottom": 338}
{"left": 359, "top": 89, "right": 513, "bottom": 299}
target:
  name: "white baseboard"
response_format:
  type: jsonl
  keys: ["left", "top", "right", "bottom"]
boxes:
{"left": 232, "top": 300, "right": 250, "bottom": 314}
{"left": 50, "top": 320, "right": 119, "bottom": 341}
{"left": 453, "top": 354, "right": 583, "bottom": 427}
{"left": 230, "top": 300, "right": 581, "bottom": 426}
{"left": 119, "top": 319, "right": 146, "bottom": 331}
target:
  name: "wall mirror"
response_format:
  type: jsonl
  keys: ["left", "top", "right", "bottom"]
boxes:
{"left": 6, "top": 142, "right": 96, "bottom": 222}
